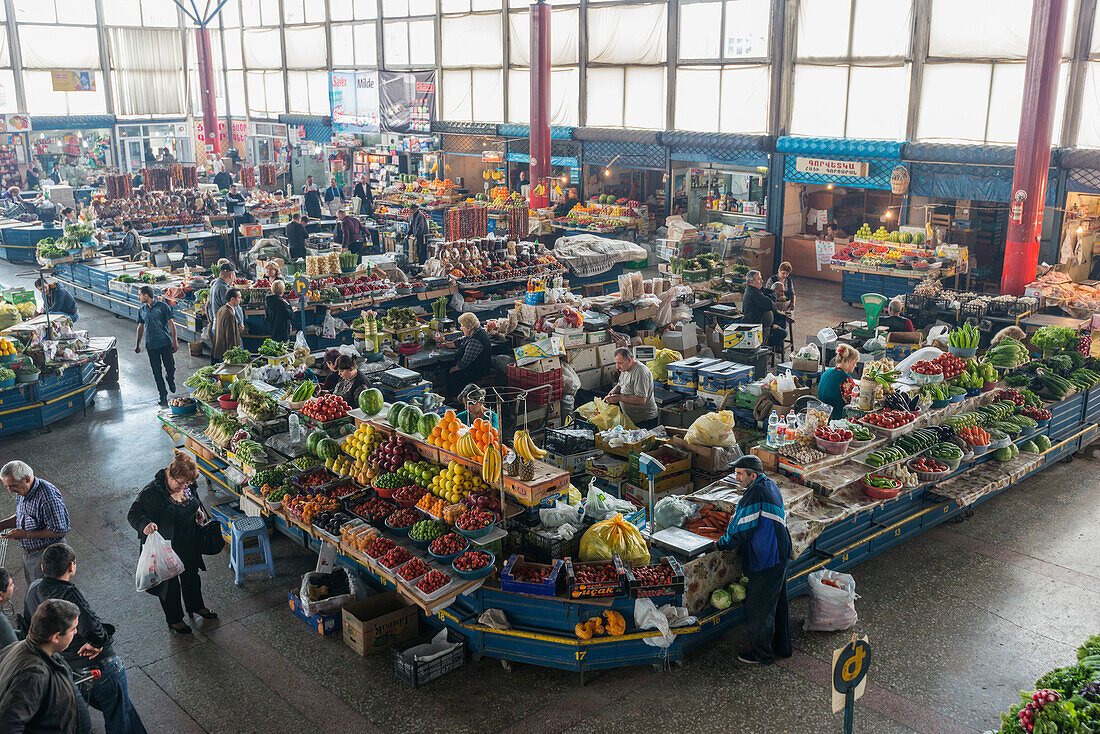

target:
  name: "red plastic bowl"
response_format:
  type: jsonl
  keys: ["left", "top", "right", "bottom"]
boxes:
{"left": 218, "top": 395, "right": 238, "bottom": 410}
{"left": 861, "top": 476, "right": 902, "bottom": 499}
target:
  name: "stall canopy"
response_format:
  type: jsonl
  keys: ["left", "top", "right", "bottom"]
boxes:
{"left": 279, "top": 114, "right": 332, "bottom": 145}
{"left": 777, "top": 136, "right": 903, "bottom": 190}
{"left": 30, "top": 115, "right": 117, "bottom": 131}
{"left": 903, "top": 142, "right": 1061, "bottom": 205}
{"left": 1061, "top": 148, "right": 1100, "bottom": 195}
{"left": 664, "top": 131, "right": 772, "bottom": 170}
{"left": 577, "top": 128, "right": 664, "bottom": 171}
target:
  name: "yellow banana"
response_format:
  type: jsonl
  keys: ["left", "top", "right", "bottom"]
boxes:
{"left": 513, "top": 430, "right": 533, "bottom": 461}
{"left": 524, "top": 431, "right": 547, "bottom": 459}
{"left": 457, "top": 432, "right": 477, "bottom": 459}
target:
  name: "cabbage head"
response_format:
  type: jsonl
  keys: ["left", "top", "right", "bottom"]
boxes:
{"left": 710, "top": 589, "right": 732, "bottom": 610}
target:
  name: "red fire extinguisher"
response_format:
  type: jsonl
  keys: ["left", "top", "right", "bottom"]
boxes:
{"left": 1010, "top": 190, "right": 1026, "bottom": 225}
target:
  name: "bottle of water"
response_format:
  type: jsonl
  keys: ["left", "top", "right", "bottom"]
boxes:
{"left": 777, "top": 414, "right": 788, "bottom": 445}
{"left": 767, "top": 410, "right": 779, "bottom": 446}
{"left": 288, "top": 413, "right": 301, "bottom": 443}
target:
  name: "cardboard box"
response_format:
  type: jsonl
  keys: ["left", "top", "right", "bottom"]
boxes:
{"left": 669, "top": 436, "right": 738, "bottom": 473}
{"left": 565, "top": 345, "right": 600, "bottom": 372}
{"left": 597, "top": 343, "right": 618, "bottom": 366}
{"left": 665, "top": 215, "right": 698, "bottom": 241}
{"left": 521, "top": 356, "right": 561, "bottom": 373}
{"left": 601, "top": 366, "right": 620, "bottom": 387}
{"left": 662, "top": 326, "right": 699, "bottom": 354}
{"left": 556, "top": 327, "right": 586, "bottom": 348}
{"left": 633, "top": 305, "right": 658, "bottom": 322}
{"left": 576, "top": 368, "right": 603, "bottom": 391}
{"left": 791, "top": 358, "right": 820, "bottom": 373}
{"left": 887, "top": 331, "right": 922, "bottom": 344}
{"left": 608, "top": 308, "right": 635, "bottom": 326}
{"left": 750, "top": 445, "right": 778, "bottom": 472}
{"left": 342, "top": 592, "right": 419, "bottom": 656}
{"left": 517, "top": 302, "right": 566, "bottom": 324}
{"left": 770, "top": 386, "right": 811, "bottom": 407}
{"left": 723, "top": 324, "right": 764, "bottom": 350}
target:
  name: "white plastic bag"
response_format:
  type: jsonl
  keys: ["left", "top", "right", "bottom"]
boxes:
{"left": 322, "top": 311, "right": 338, "bottom": 339}
{"left": 299, "top": 567, "right": 365, "bottom": 615}
{"left": 803, "top": 569, "right": 859, "bottom": 632}
{"left": 561, "top": 365, "right": 581, "bottom": 397}
{"left": 583, "top": 484, "right": 639, "bottom": 522}
{"left": 653, "top": 496, "right": 695, "bottom": 531}
{"left": 135, "top": 531, "right": 184, "bottom": 592}
{"left": 634, "top": 598, "right": 697, "bottom": 648}
{"left": 539, "top": 501, "right": 584, "bottom": 529}
{"left": 401, "top": 628, "right": 461, "bottom": 663}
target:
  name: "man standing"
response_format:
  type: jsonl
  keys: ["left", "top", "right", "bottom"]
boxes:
{"left": 0, "top": 569, "right": 16, "bottom": 648}
{"left": 741, "top": 270, "right": 791, "bottom": 350}
{"left": 335, "top": 209, "right": 363, "bottom": 256}
{"left": 0, "top": 599, "right": 87, "bottom": 734}
{"left": 206, "top": 261, "right": 234, "bottom": 364}
{"left": 136, "top": 285, "right": 178, "bottom": 406}
{"left": 212, "top": 288, "right": 243, "bottom": 363}
{"left": 285, "top": 212, "right": 308, "bottom": 261}
{"left": 717, "top": 455, "right": 792, "bottom": 666}
{"left": 116, "top": 221, "right": 142, "bottom": 259}
{"left": 25, "top": 166, "right": 40, "bottom": 190}
{"left": 604, "top": 347, "right": 658, "bottom": 429}
{"left": 213, "top": 168, "right": 233, "bottom": 192}
{"left": 324, "top": 177, "right": 343, "bottom": 217}
{"left": 353, "top": 174, "right": 374, "bottom": 216}
{"left": 24, "top": 544, "right": 146, "bottom": 734}
{"left": 407, "top": 203, "right": 430, "bottom": 264}
{"left": 35, "top": 278, "right": 79, "bottom": 322}
{"left": 0, "top": 461, "right": 71, "bottom": 586}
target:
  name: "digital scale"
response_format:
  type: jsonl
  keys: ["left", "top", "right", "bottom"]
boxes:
{"left": 379, "top": 366, "right": 421, "bottom": 388}
{"left": 633, "top": 345, "right": 657, "bottom": 362}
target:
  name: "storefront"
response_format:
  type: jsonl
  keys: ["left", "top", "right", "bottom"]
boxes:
{"left": 1053, "top": 147, "right": 1100, "bottom": 283}
{"left": 31, "top": 115, "right": 117, "bottom": 187}
{"left": 437, "top": 123, "right": 509, "bottom": 194}
{"left": 776, "top": 137, "right": 905, "bottom": 284}
{"left": 577, "top": 129, "right": 663, "bottom": 220}
{"left": 0, "top": 114, "right": 33, "bottom": 189}
{"left": 116, "top": 121, "right": 192, "bottom": 173}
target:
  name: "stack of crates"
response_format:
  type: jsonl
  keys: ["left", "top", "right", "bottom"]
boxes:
{"left": 507, "top": 364, "right": 563, "bottom": 407}
{"left": 666, "top": 356, "right": 720, "bottom": 395}
{"left": 697, "top": 361, "right": 754, "bottom": 396}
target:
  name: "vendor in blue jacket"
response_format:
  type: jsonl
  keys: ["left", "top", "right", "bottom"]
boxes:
{"left": 717, "top": 454, "right": 793, "bottom": 665}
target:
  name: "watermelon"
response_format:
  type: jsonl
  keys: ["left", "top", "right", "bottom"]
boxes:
{"left": 316, "top": 438, "right": 340, "bottom": 460}
{"left": 418, "top": 412, "right": 440, "bottom": 438}
{"left": 359, "top": 388, "right": 383, "bottom": 416}
{"left": 307, "top": 429, "right": 329, "bottom": 455}
{"left": 387, "top": 401, "right": 407, "bottom": 427}
{"left": 399, "top": 405, "right": 423, "bottom": 434}
{"left": 1035, "top": 435, "right": 1051, "bottom": 451}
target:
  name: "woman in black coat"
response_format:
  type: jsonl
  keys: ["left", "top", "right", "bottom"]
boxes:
{"left": 127, "top": 450, "right": 217, "bottom": 634}
{"left": 265, "top": 280, "right": 294, "bottom": 341}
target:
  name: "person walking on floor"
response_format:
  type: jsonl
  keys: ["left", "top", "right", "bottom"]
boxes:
{"left": 302, "top": 175, "right": 323, "bottom": 219}
{"left": 323, "top": 177, "right": 343, "bottom": 217}
{"left": 285, "top": 212, "right": 308, "bottom": 262}
{"left": 23, "top": 544, "right": 146, "bottom": 734}
{"left": 211, "top": 288, "right": 243, "bottom": 363}
{"left": 334, "top": 209, "right": 364, "bottom": 256}
{"left": 353, "top": 174, "right": 374, "bottom": 217}
{"left": 717, "top": 455, "right": 793, "bottom": 666}
{"left": 407, "top": 203, "right": 430, "bottom": 264}
{"left": 136, "top": 286, "right": 178, "bottom": 406}
{"left": 0, "top": 461, "right": 71, "bottom": 587}
{"left": 206, "top": 261, "right": 235, "bottom": 365}
{"left": 127, "top": 451, "right": 217, "bottom": 635}
{"left": 0, "top": 599, "right": 89, "bottom": 734}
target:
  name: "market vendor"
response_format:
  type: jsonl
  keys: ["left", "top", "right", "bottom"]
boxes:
{"left": 444, "top": 313, "right": 492, "bottom": 397}
{"left": 320, "top": 348, "right": 343, "bottom": 392}
{"left": 456, "top": 383, "right": 499, "bottom": 429}
{"left": 225, "top": 184, "right": 246, "bottom": 215}
{"left": 876, "top": 298, "right": 914, "bottom": 332}
{"left": 302, "top": 175, "right": 323, "bottom": 219}
{"left": 330, "top": 354, "right": 368, "bottom": 406}
{"left": 605, "top": 347, "right": 658, "bottom": 429}
{"left": 817, "top": 343, "right": 859, "bottom": 419}
{"left": 285, "top": 213, "right": 308, "bottom": 261}
{"left": 825, "top": 221, "right": 847, "bottom": 240}
{"left": 554, "top": 189, "right": 579, "bottom": 217}
{"left": 34, "top": 278, "right": 78, "bottom": 322}
{"left": 717, "top": 455, "right": 792, "bottom": 666}
{"left": 742, "top": 270, "right": 790, "bottom": 349}
{"left": 407, "top": 203, "right": 430, "bottom": 264}
{"left": 765, "top": 261, "right": 796, "bottom": 312}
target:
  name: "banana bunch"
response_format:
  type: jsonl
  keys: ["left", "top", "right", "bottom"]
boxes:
{"left": 481, "top": 444, "right": 501, "bottom": 484}
{"left": 456, "top": 431, "right": 479, "bottom": 459}
{"left": 512, "top": 430, "right": 547, "bottom": 461}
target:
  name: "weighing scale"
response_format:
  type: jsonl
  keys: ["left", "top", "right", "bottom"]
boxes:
{"left": 637, "top": 452, "right": 665, "bottom": 534}
{"left": 647, "top": 526, "right": 716, "bottom": 559}
{"left": 379, "top": 366, "right": 421, "bottom": 388}
{"left": 633, "top": 345, "right": 656, "bottom": 362}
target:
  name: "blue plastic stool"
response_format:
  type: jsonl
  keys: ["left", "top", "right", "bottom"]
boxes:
{"left": 228, "top": 516, "right": 275, "bottom": 586}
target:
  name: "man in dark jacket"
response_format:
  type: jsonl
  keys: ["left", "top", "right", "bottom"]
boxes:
{"left": 407, "top": 203, "right": 430, "bottom": 263}
{"left": 23, "top": 544, "right": 146, "bottom": 734}
{"left": 352, "top": 175, "right": 373, "bottom": 216}
{"left": 0, "top": 598, "right": 87, "bottom": 733}
{"left": 717, "top": 455, "right": 793, "bottom": 665}
{"left": 741, "top": 270, "right": 790, "bottom": 349}
{"left": 284, "top": 212, "right": 308, "bottom": 261}
{"left": 335, "top": 209, "right": 363, "bottom": 255}
{"left": 213, "top": 169, "right": 233, "bottom": 192}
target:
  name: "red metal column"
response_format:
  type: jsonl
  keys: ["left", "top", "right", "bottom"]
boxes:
{"left": 1002, "top": 0, "right": 1068, "bottom": 295}
{"left": 195, "top": 27, "right": 222, "bottom": 160}
{"left": 529, "top": 0, "right": 551, "bottom": 208}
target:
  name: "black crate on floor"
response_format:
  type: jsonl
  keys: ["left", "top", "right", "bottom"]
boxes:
{"left": 545, "top": 427, "right": 595, "bottom": 455}
{"left": 391, "top": 635, "right": 466, "bottom": 687}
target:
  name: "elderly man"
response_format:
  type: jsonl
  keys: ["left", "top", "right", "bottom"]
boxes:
{"left": 877, "top": 297, "right": 914, "bottom": 333}
{"left": 741, "top": 270, "right": 790, "bottom": 349}
{"left": 35, "top": 278, "right": 79, "bottom": 322}
{"left": 0, "top": 461, "right": 71, "bottom": 586}
{"left": 605, "top": 347, "right": 658, "bottom": 429}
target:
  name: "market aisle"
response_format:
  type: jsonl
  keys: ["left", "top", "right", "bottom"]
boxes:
{"left": 0, "top": 259, "right": 1097, "bottom": 734}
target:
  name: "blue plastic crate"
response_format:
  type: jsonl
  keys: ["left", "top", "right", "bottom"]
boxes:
{"left": 666, "top": 356, "right": 720, "bottom": 393}
{"left": 500, "top": 554, "right": 564, "bottom": 597}
{"left": 0, "top": 401, "right": 45, "bottom": 436}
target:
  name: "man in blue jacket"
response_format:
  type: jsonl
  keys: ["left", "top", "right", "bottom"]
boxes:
{"left": 717, "top": 455, "right": 793, "bottom": 665}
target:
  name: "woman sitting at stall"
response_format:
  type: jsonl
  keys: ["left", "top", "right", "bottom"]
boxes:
{"left": 456, "top": 383, "right": 499, "bottom": 429}
{"left": 765, "top": 261, "right": 796, "bottom": 313}
{"left": 876, "top": 298, "right": 914, "bottom": 333}
{"left": 816, "top": 344, "right": 860, "bottom": 419}
{"left": 329, "top": 354, "right": 368, "bottom": 406}
{"left": 444, "top": 313, "right": 492, "bottom": 397}
{"left": 320, "top": 348, "right": 342, "bottom": 392}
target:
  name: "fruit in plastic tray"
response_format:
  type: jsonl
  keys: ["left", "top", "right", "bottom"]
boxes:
{"left": 429, "top": 533, "right": 467, "bottom": 556}
{"left": 572, "top": 562, "right": 617, "bottom": 584}
{"left": 814, "top": 426, "right": 853, "bottom": 442}
{"left": 511, "top": 563, "right": 552, "bottom": 584}
{"left": 456, "top": 509, "right": 495, "bottom": 531}
{"left": 454, "top": 550, "right": 492, "bottom": 571}
{"left": 379, "top": 547, "right": 413, "bottom": 568}
{"left": 398, "top": 558, "right": 431, "bottom": 580}
{"left": 364, "top": 537, "right": 396, "bottom": 558}
{"left": 631, "top": 563, "right": 674, "bottom": 586}
{"left": 416, "top": 569, "right": 451, "bottom": 594}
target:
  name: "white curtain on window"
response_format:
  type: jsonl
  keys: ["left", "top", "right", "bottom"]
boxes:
{"left": 789, "top": 65, "right": 847, "bottom": 137}
{"left": 850, "top": 0, "right": 912, "bottom": 58}
{"left": 332, "top": 26, "right": 355, "bottom": 66}
{"left": 225, "top": 70, "right": 246, "bottom": 115}
{"left": 724, "top": 0, "right": 770, "bottom": 58}
{"left": 0, "top": 70, "right": 18, "bottom": 114}
{"left": 508, "top": 9, "right": 578, "bottom": 66}
{"left": 796, "top": 0, "right": 852, "bottom": 59}
{"left": 587, "top": 4, "right": 666, "bottom": 64}
{"left": 142, "top": 0, "right": 182, "bottom": 27}
{"left": 675, "top": 67, "right": 720, "bottom": 131}
{"left": 442, "top": 14, "right": 502, "bottom": 67}
{"left": 102, "top": 0, "right": 141, "bottom": 26}
{"left": 259, "top": 0, "right": 281, "bottom": 25}
{"left": 472, "top": 69, "right": 504, "bottom": 121}
{"left": 243, "top": 28, "right": 283, "bottom": 68}
{"left": 587, "top": 67, "right": 625, "bottom": 127}
{"left": 0, "top": 32, "right": 9, "bottom": 67}
{"left": 845, "top": 65, "right": 908, "bottom": 139}
{"left": 984, "top": 62, "right": 1069, "bottom": 144}
{"left": 285, "top": 26, "right": 327, "bottom": 69}
{"left": 442, "top": 69, "right": 473, "bottom": 120}
{"left": 19, "top": 26, "right": 100, "bottom": 68}
{"left": 384, "top": 22, "right": 409, "bottom": 66}
{"left": 408, "top": 19, "right": 435, "bottom": 65}
{"left": 507, "top": 67, "right": 577, "bottom": 125}
{"left": 24, "top": 70, "right": 107, "bottom": 114}
{"left": 1079, "top": 63, "right": 1100, "bottom": 147}
{"left": 383, "top": 0, "right": 409, "bottom": 16}
{"left": 224, "top": 29, "right": 243, "bottom": 69}
{"left": 110, "top": 28, "right": 185, "bottom": 115}
{"left": 287, "top": 70, "right": 331, "bottom": 115}
{"left": 247, "top": 70, "right": 286, "bottom": 115}
{"left": 353, "top": 23, "right": 377, "bottom": 66}
{"left": 679, "top": 3, "right": 721, "bottom": 60}
{"left": 719, "top": 64, "right": 769, "bottom": 133}
{"left": 624, "top": 66, "right": 665, "bottom": 129}
{"left": 928, "top": 0, "right": 1074, "bottom": 59}
{"left": 917, "top": 63, "right": 992, "bottom": 141}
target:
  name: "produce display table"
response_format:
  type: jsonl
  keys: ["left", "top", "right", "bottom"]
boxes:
{"left": 0, "top": 359, "right": 110, "bottom": 437}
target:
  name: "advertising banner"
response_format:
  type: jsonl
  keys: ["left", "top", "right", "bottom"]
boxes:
{"left": 330, "top": 71, "right": 380, "bottom": 134}
{"left": 378, "top": 71, "right": 435, "bottom": 135}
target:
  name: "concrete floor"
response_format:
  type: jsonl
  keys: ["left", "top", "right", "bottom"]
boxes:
{"left": 0, "top": 259, "right": 1096, "bottom": 734}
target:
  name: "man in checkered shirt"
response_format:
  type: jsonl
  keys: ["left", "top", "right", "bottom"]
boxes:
{"left": 0, "top": 461, "right": 71, "bottom": 586}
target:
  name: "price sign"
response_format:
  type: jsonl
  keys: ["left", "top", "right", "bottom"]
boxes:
{"left": 239, "top": 223, "right": 262, "bottom": 238}
{"left": 815, "top": 239, "right": 835, "bottom": 272}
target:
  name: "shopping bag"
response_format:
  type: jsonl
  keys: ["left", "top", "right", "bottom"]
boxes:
{"left": 579, "top": 513, "right": 650, "bottom": 567}
{"left": 803, "top": 569, "right": 859, "bottom": 632}
{"left": 135, "top": 531, "right": 185, "bottom": 592}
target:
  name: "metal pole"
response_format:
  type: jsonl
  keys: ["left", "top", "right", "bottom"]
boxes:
{"left": 843, "top": 689, "right": 854, "bottom": 734}
{"left": 1002, "top": 0, "right": 1069, "bottom": 295}
{"left": 529, "top": 0, "right": 551, "bottom": 209}
{"left": 195, "top": 28, "right": 223, "bottom": 157}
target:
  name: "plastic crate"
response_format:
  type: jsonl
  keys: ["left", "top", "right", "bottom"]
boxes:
{"left": 522, "top": 525, "right": 583, "bottom": 563}
{"left": 545, "top": 427, "right": 595, "bottom": 455}
{"left": 564, "top": 555, "right": 627, "bottom": 598}
{"left": 390, "top": 635, "right": 466, "bottom": 687}
{"left": 625, "top": 556, "right": 686, "bottom": 599}
{"left": 506, "top": 364, "right": 563, "bottom": 407}
{"left": 500, "top": 554, "right": 565, "bottom": 596}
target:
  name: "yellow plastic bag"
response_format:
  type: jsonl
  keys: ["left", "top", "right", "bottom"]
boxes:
{"left": 646, "top": 348, "right": 681, "bottom": 383}
{"left": 576, "top": 398, "right": 637, "bottom": 431}
{"left": 567, "top": 483, "right": 583, "bottom": 506}
{"left": 579, "top": 513, "right": 651, "bottom": 567}
{"left": 684, "top": 411, "right": 739, "bottom": 448}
